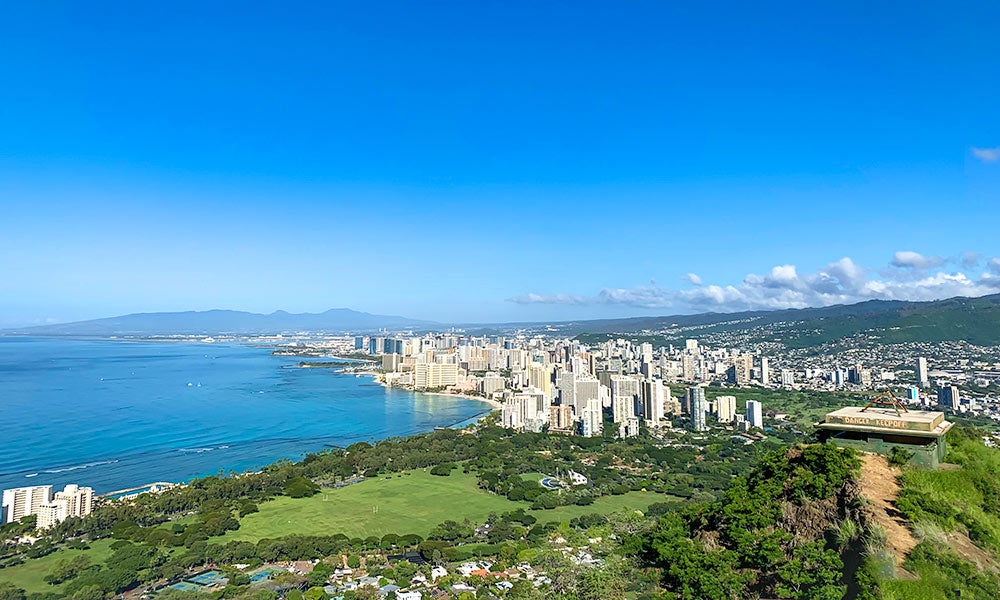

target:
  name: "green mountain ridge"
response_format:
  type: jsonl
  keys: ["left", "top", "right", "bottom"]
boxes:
{"left": 571, "top": 293, "right": 1000, "bottom": 347}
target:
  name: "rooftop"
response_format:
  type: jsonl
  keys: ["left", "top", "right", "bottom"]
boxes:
{"left": 817, "top": 406, "right": 953, "bottom": 437}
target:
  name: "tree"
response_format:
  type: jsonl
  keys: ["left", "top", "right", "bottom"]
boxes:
{"left": 284, "top": 477, "right": 320, "bottom": 498}
{"left": 0, "top": 583, "right": 25, "bottom": 600}
{"left": 303, "top": 587, "right": 329, "bottom": 600}
{"left": 507, "top": 580, "right": 544, "bottom": 600}
{"left": 774, "top": 541, "right": 845, "bottom": 600}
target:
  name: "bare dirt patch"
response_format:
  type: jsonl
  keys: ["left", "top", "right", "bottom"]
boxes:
{"left": 945, "top": 530, "right": 995, "bottom": 569}
{"left": 857, "top": 454, "right": 918, "bottom": 563}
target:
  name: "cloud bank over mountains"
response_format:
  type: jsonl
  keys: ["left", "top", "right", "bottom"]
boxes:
{"left": 509, "top": 251, "right": 1000, "bottom": 313}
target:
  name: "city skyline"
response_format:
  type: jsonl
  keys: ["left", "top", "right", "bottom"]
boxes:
{"left": 2, "top": 3, "right": 998, "bottom": 325}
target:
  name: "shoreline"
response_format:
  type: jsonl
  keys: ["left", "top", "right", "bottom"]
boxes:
{"left": 351, "top": 369, "right": 502, "bottom": 411}
{"left": 2, "top": 339, "right": 496, "bottom": 495}
{"left": 422, "top": 390, "right": 502, "bottom": 410}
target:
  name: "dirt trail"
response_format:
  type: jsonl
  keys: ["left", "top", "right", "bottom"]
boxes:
{"left": 857, "top": 454, "right": 918, "bottom": 563}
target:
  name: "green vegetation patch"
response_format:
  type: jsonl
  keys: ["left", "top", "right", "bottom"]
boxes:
{"left": 897, "top": 429, "right": 1000, "bottom": 554}
{"left": 218, "top": 469, "right": 524, "bottom": 542}
{"left": 0, "top": 538, "right": 114, "bottom": 594}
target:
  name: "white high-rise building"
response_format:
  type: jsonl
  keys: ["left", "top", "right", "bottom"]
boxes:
{"left": 502, "top": 398, "right": 527, "bottom": 430}
{"left": 780, "top": 369, "right": 795, "bottom": 387}
{"left": 481, "top": 372, "right": 505, "bottom": 396}
{"left": 715, "top": 395, "right": 737, "bottom": 423}
{"left": 2, "top": 484, "right": 92, "bottom": 528}
{"left": 575, "top": 376, "right": 600, "bottom": 408}
{"left": 413, "top": 362, "right": 459, "bottom": 389}
{"left": 610, "top": 375, "right": 640, "bottom": 423}
{"left": 2, "top": 485, "right": 53, "bottom": 524}
{"left": 689, "top": 386, "right": 708, "bottom": 431}
{"left": 916, "top": 357, "right": 929, "bottom": 388}
{"left": 53, "top": 484, "right": 93, "bottom": 519}
{"left": 580, "top": 398, "right": 603, "bottom": 437}
{"left": 746, "top": 400, "right": 764, "bottom": 429}
{"left": 556, "top": 370, "right": 577, "bottom": 410}
{"left": 760, "top": 357, "right": 770, "bottom": 386}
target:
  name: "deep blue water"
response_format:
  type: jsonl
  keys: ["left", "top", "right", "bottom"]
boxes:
{"left": 0, "top": 337, "right": 491, "bottom": 493}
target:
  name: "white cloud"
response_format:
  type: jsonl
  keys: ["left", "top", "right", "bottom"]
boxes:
{"left": 509, "top": 252, "right": 1000, "bottom": 313}
{"left": 508, "top": 292, "right": 590, "bottom": 305}
{"left": 891, "top": 251, "right": 944, "bottom": 269}
{"left": 972, "top": 147, "right": 1000, "bottom": 163}
{"left": 961, "top": 252, "right": 983, "bottom": 268}
{"left": 684, "top": 273, "right": 703, "bottom": 286}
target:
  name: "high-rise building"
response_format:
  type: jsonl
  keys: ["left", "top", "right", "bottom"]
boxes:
{"left": 526, "top": 363, "right": 553, "bottom": 399}
{"left": 617, "top": 417, "right": 641, "bottom": 438}
{"left": 746, "top": 400, "right": 763, "bottom": 429}
{"left": 780, "top": 369, "right": 795, "bottom": 387}
{"left": 580, "top": 398, "right": 603, "bottom": 437}
{"left": 382, "top": 353, "right": 402, "bottom": 372}
{"left": 848, "top": 364, "right": 872, "bottom": 386}
{"left": 610, "top": 375, "right": 640, "bottom": 423}
{"left": 502, "top": 398, "right": 526, "bottom": 430}
{"left": 834, "top": 369, "right": 847, "bottom": 387}
{"left": 715, "top": 395, "right": 737, "bottom": 423}
{"left": 413, "top": 362, "right": 459, "bottom": 389}
{"left": 575, "top": 376, "right": 600, "bottom": 408}
{"left": 481, "top": 372, "right": 505, "bottom": 396}
{"left": 760, "top": 357, "right": 770, "bottom": 386}
{"left": 728, "top": 354, "right": 752, "bottom": 385}
{"left": 556, "top": 370, "right": 577, "bottom": 410}
{"left": 639, "top": 378, "right": 666, "bottom": 425}
{"left": 916, "top": 357, "right": 929, "bottom": 388}
{"left": 2, "top": 485, "right": 52, "bottom": 524}
{"left": 688, "top": 386, "right": 707, "bottom": 431}
{"left": 35, "top": 485, "right": 94, "bottom": 530}
{"left": 682, "top": 355, "right": 696, "bottom": 381}
{"left": 549, "top": 405, "right": 574, "bottom": 431}
{"left": 937, "top": 385, "right": 960, "bottom": 410}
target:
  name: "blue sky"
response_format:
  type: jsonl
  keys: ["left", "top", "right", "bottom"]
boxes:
{"left": 1, "top": 2, "right": 998, "bottom": 326}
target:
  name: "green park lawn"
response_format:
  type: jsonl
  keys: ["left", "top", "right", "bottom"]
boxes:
{"left": 530, "top": 490, "right": 671, "bottom": 524}
{"left": 0, "top": 538, "right": 115, "bottom": 595}
{"left": 219, "top": 469, "right": 523, "bottom": 542}
{"left": 220, "top": 469, "right": 671, "bottom": 543}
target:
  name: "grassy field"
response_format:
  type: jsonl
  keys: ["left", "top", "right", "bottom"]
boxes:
{"left": 220, "top": 469, "right": 672, "bottom": 543}
{"left": 219, "top": 469, "right": 524, "bottom": 542}
{"left": 877, "top": 432, "right": 1000, "bottom": 599}
{"left": 530, "top": 491, "right": 671, "bottom": 524}
{"left": 0, "top": 538, "right": 115, "bottom": 594}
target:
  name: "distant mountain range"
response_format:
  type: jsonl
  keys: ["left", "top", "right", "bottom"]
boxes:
{"left": 1, "top": 309, "right": 436, "bottom": 336}
{"left": 5, "top": 293, "right": 1000, "bottom": 345}
{"left": 565, "top": 293, "right": 1000, "bottom": 347}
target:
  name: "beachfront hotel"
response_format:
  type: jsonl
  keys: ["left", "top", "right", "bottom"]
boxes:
{"left": 2, "top": 483, "right": 94, "bottom": 529}
{"left": 2, "top": 485, "right": 52, "bottom": 524}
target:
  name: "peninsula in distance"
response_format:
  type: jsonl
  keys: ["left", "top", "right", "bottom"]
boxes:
{"left": 2, "top": 3, "right": 999, "bottom": 600}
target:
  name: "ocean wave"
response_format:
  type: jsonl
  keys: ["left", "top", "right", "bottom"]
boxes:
{"left": 178, "top": 445, "right": 230, "bottom": 454}
{"left": 43, "top": 459, "right": 118, "bottom": 474}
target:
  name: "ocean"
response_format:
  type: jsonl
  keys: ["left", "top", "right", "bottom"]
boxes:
{"left": 0, "top": 337, "right": 491, "bottom": 493}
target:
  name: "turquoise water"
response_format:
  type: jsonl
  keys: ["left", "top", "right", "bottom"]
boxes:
{"left": 0, "top": 337, "right": 491, "bottom": 493}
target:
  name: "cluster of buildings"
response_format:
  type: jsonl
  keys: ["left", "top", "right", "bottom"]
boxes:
{"left": 684, "top": 387, "right": 764, "bottom": 433}
{"left": 353, "top": 334, "right": 769, "bottom": 438}
{"left": 2, "top": 483, "right": 94, "bottom": 530}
